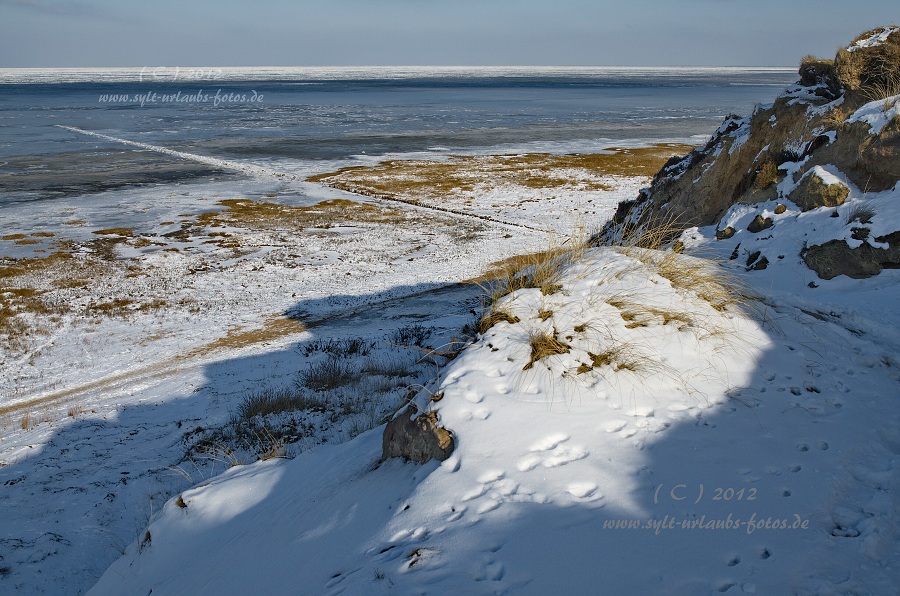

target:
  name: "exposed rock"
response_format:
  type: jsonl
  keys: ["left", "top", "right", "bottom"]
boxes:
{"left": 747, "top": 215, "right": 773, "bottom": 233}
{"left": 593, "top": 26, "right": 900, "bottom": 281}
{"left": 800, "top": 56, "right": 837, "bottom": 86}
{"left": 381, "top": 403, "right": 454, "bottom": 464}
{"left": 747, "top": 252, "right": 769, "bottom": 271}
{"left": 789, "top": 168, "right": 851, "bottom": 211}
{"left": 804, "top": 231, "right": 900, "bottom": 279}
{"left": 715, "top": 226, "right": 735, "bottom": 240}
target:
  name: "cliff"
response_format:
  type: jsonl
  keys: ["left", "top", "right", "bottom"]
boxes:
{"left": 596, "top": 26, "right": 900, "bottom": 279}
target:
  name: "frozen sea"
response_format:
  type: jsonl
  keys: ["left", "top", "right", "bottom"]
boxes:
{"left": 0, "top": 66, "right": 797, "bottom": 214}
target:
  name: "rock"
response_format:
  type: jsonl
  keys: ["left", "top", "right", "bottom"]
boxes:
{"left": 747, "top": 215, "right": 773, "bottom": 233}
{"left": 716, "top": 226, "right": 736, "bottom": 240}
{"left": 593, "top": 25, "right": 900, "bottom": 279}
{"left": 381, "top": 403, "right": 455, "bottom": 464}
{"left": 789, "top": 168, "right": 850, "bottom": 211}
{"left": 749, "top": 257, "right": 769, "bottom": 271}
{"left": 799, "top": 56, "right": 838, "bottom": 88}
{"left": 803, "top": 230, "right": 900, "bottom": 279}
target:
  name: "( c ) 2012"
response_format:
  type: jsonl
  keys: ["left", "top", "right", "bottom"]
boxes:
{"left": 713, "top": 487, "right": 757, "bottom": 501}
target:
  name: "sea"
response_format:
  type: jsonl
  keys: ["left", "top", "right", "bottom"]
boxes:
{"left": 0, "top": 66, "right": 797, "bottom": 253}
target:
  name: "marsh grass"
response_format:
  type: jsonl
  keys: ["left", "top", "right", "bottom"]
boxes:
{"left": 195, "top": 198, "right": 409, "bottom": 238}
{"left": 389, "top": 324, "right": 432, "bottom": 348}
{"left": 0, "top": 244, "right": 170, "bottom": 357}
{"left": 237, "top": 387, "right": 328, "bottom": 419}
{"left": 300, "top": 336, "right": 375, "bottom": 358}
{"left": 92, "top": 228, "right": 134, "bottom": 237}
{"left": 307, "top": 144, "right": 696, "bottom": 202}
{"left": 301, "top": 354, "right": 358, "bottom": 392}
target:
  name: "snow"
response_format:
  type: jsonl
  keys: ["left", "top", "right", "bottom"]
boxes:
{"left": 0, "top": 136, "right": 651, "bottom": 594}
{"left": 2, "top": 120, "right": 898, "bottom": 595}
{"left": 86, "top": 186, "right": 899, "bottom": 594}
{"left": 847, "top": 26, "right": 900, "bottom": 52}
{"left": 846, "top": 96, "right": 900, "bottom": 135}
{"left": 804, "top": 164, "right": 848, "bottom": 191}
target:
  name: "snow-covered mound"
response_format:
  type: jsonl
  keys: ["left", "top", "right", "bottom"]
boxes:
{"left": 89, "top": 245, "right": 899, "bottom": 595}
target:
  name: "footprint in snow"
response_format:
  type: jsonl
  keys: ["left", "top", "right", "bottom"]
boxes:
{"left": 473, "top": 560, "right": 505, "bottom": 582}
{"left": 566, "top": 481, "right": 600, "bottom": 499}
{"left": 529, "top": 433, "right": 569, "bottom": 452}
{"left": 464, "top": 391, "right": 484, "bottom": 403}
{"left": 516, "top": 443, "right": 587, "bottom": 471}
{"left": 477, "top": 499, "right": 501, "bottom": 514}
{"left": 462, "top": 486, "right": 488, "bottom": 502}
{"left": 477, "top": 470, "right": 505, "bottom": 484}
{"left": 604, "top": 420, "right": 627, "bottom": 433}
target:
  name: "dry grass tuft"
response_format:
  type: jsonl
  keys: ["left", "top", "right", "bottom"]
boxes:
{"left": 523, "top": 328, "right": 570, "bottom": 370}
{"left": 599, "top": 211, "right": 691, "bottom": 251}
{"left": 845, "top": 201, "right": 877, "bottom": 225}
{"left": 860, "top": 58, "right": 900, "bottom": 107}
{"left": 480, "top": 228, "right": 592, "bottom": 307}
{"left": 67, "top": 405, "right": 88, "bottom": 418}
{"left": 576, "top": 343, "right": 644, "bottom": 374}
{"left": 622, "top": 248, "right": 758, "bottom": 313}
{"left": 607, "top": 299, "right": 695, "bottom": 330}
{"left": 477, "top": 308, "right": 520, "bottom": 334}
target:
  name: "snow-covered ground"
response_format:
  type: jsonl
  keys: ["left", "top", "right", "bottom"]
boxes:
{"left": 2, "top": 110, "right": 898, "bottom": 593}
{"left": 87, "top": 177, "right": 899, "bottom": 592}
{"left": 0, "top": 141, "right": 643, "bottom": 593}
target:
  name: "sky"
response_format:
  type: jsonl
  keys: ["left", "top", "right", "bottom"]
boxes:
{"left": 0, "top": 0, "right": 897, "bottom": 68}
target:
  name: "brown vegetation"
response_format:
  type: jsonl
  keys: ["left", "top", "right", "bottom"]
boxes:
{"left": 308, "top": 144, "right": 696, "bottom": 203}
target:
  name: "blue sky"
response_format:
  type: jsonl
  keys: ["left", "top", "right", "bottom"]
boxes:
{"left": 0, "top": 0, "right": 896, "bottom": 67}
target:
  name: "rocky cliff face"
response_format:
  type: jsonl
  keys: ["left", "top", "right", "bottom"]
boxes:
{"left": 597, "top": 26, "right": 900, "bottom": 279}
